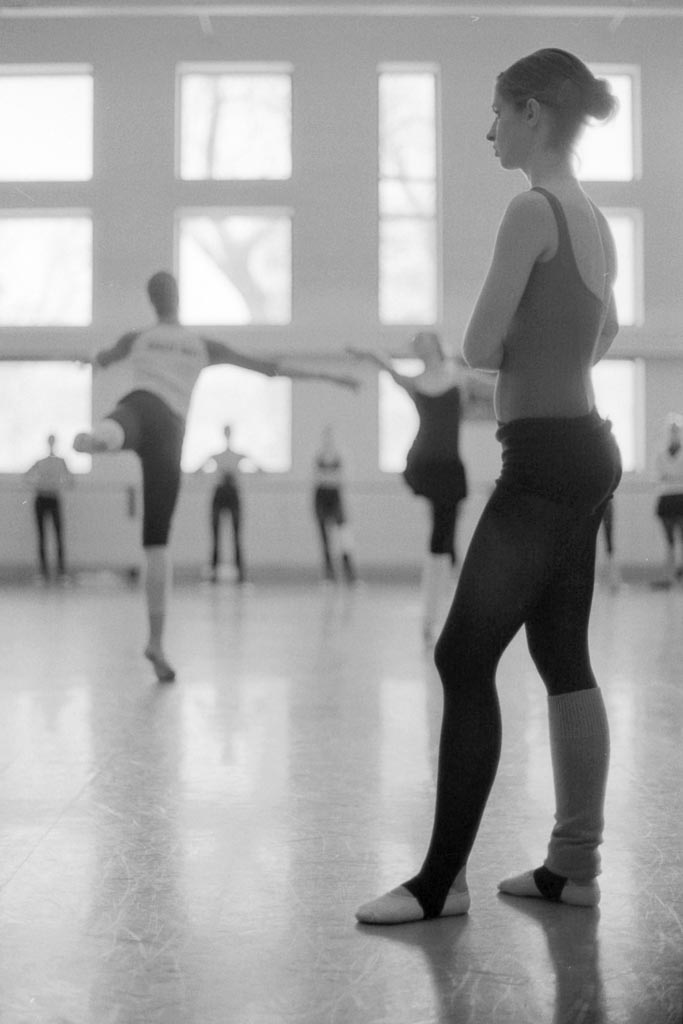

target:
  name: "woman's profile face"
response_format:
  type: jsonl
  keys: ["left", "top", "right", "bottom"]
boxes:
{"left": 486, "top": 87, "right": 527, "bottom": 170}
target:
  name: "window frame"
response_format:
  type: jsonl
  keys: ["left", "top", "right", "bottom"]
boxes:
{"left": 378, "top": 358, "right": 643, "bottom": 475}
{"left": 377, "top": 63, "right": 442, "bottom": 327}
{"left": 592, "top": 356, "right": 644, "bottom": 475}
{"left": 602, "top": 205, "right": 644, "bottom": 329}
{"left": 175, "top": 205, "right": 294, "bottom": 327}
{"left": 0, "top": 208, "right": 93, "bottom": 328}
{"left": 0, "top": 63, "right": 94, "bottom": 183}
{"left": 175, "top": 61, "right": 294, "bottom": 183}
{"left": 581, "top": 63, "right": 642, "bottom": 183}
{"left": 182, "top": 364, "right": 293, "bottom": 474}
{"left": 0, "top": 359, "right": 93, "bottom": 475}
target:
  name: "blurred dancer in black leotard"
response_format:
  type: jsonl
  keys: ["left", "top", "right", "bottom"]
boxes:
{"left": 312, "top": 424, "right": 357, "bottom": 583}
{"left": 652, "top": 413, "right": 683, "bottom": 588}
{"left": 349, "top": 332, "right": 467, "bottom": 641}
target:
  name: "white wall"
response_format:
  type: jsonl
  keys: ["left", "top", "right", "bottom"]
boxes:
{"left": 1, "top": 5, "right": 682, "bottom": 577}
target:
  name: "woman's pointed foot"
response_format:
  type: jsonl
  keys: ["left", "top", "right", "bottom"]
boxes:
{"left": 144, "top": 646, "right": 176, "bottom": 683}
{"left": 356, "top": 883, "right": 470, "bottom": 925}
{"left": 498, "top": 868, "right": 600, "bottom": 907}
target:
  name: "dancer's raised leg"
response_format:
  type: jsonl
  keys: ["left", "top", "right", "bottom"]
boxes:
{"left": 74, "top": 418, "right": 125, "bottom": 454}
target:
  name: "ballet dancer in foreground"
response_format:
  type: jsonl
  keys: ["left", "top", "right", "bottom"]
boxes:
{"left": 357, "top": 48, "right": 622, "bottom": 924}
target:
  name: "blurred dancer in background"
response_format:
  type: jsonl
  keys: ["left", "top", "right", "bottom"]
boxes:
{"left": 25, "top": 433, "right": 74, "bottom": 582}
{"left": 652, "top": 413, "right": 683, "bottom": 588}
{"left": 312, "top": 424, "right": 357, "bottom": 583}
{"left": 349, "top": 332, "right": 467, "bottom": 642}
{"left": 75, "top": 271, "right": 358, "bottom": 683}
{"left": 199, "top": 424, "right": 251, "bottom": 584}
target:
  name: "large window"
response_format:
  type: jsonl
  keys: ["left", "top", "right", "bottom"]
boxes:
{"left": 378, "top": 359, "right": 421, "bottom": 473}
{"left": 604, "top": 209, "right": 642, "bottom": 327}
{"left": 379, "top": 359, "right": 639, "bottom": 474}
{"left": 182, "top": 366, "right": 291, "bottom": 473}
{"left": 177, "top": 210, "right": 292, "bottom": 325}
{"left": 0, "top": 361, "right": 92, "bottom": 473}
{"left": 592, "top": 359, "right": 641, "bottom": 473}
{"left": 177, "top": 65, "right": 292, "bottom": 180}
{"left": 0, "top": 66, "right": 93, "bottom": 181}
{"left": 578, "top": 67, "right": 640, "bottom": 182}
{"left": 378, "top": 67, "right": 439, "bottom": 325}
{"left": 0, "top": 214, "right": 92, "bottom": 326}
{"left": 576, "top": 68, "right": 642, "bottom": 327}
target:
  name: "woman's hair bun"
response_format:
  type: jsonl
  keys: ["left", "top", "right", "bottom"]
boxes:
{"left": 585, "top": 76, "right": 618, "bottom": 122}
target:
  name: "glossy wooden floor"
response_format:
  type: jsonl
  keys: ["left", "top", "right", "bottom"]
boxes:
{"left": 0, "top": 572, "right": 681, "bottom": 1024}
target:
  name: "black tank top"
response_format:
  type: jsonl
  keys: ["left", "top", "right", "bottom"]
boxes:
{"left": 498, "top": 187, "right": 607, "bottom": 421}
{"left": 408, "top": 386, "right": 463, "bottom": 463}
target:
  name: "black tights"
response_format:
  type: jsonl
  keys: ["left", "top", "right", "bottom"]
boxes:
{"left": 428, "top": 499, "right": 460, "bottom": 562}
{"left": 212, "top": 488, "right": 243, "bottom": 581}
{"left": 601, "top": 498, "right": 614, "bottom": 556}
{"left": 34, "top": 494, "right": 65, "bottom": 576}
{"left": 406, "top": 490, "right": 606, "bottom": 917}
{"left": 405, "top": 412, "right": 621, "bottom": 918}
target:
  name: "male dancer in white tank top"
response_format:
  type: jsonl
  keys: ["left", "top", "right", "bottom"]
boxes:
{"left": 76, "top": 271, "right": 358, "bottom": 682}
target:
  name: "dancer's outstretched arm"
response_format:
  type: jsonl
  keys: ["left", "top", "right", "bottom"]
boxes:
{"left": 205, "top": 338, "right": 359, "bottom": 390}
{"left": 346, "top": 346, "right": 415, "bottom": 396}
{"left": 203, "top": 338, "right": 280, "bottom": 377}
{"left": 88, "top": 331, "right": 140, "bottom": 368}
{"left": 275, "top": 360, "right": 360, "bottom": 391}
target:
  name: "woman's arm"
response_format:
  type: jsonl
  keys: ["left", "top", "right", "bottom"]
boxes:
{"left": 203, "top": 338, "right": 279, "bottom": 376}
{"left": 94, "top": 331, "right": 140, "bottom": 368}
{"left": 205, "top": 339, "right": 359, "bottom": 389}
{"left": 346, "top": 347, "right": 416, "bottom": 395}
{"left": 277, "top": 361, "right": 360, "bottom": 391}
{"left": 462, "top": 191, "right": 549, "bottom": 371}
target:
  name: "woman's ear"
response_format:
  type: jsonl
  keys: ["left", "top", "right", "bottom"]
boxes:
{"left": 525, "top": 97, "right": 541, "bottom": 126}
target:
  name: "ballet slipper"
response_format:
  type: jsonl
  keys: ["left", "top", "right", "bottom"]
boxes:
{"left": 498, "top": 869, "right": 600, "bottom": 907}
{"left": 144, "top": 646, "right": 176, "bottom": 683}
{"left": 356, "top": 883, "right": 470, "bottom": 925}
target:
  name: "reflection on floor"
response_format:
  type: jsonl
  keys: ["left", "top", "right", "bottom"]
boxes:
{"left": 0, "top": 577, "right": 681, "bottom": 1024}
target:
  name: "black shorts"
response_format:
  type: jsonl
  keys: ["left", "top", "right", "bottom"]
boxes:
{"left": 314, "top": 486, "right": 345, "bottom": 525}
{"left": 212, "top": 478, "right": 240, "bottom": 516}
{"left": 403, "top": 456, "right": 468, "bottom": 506}
{"left": 108, "top": 390, "right": 185, "bottom": 547}
{"left": 495, "top": 409, "right": 622, "bottom": 515}
{"left": 656, "top": 493, "right": 683, "bottom": 520}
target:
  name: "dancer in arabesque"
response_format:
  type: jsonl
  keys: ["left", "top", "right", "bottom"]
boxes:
{"left": 75, "top": 271, "right": 358, "bottom": 683}
{"left": 357, "top": 49, "right": 621, "bottom": 924}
